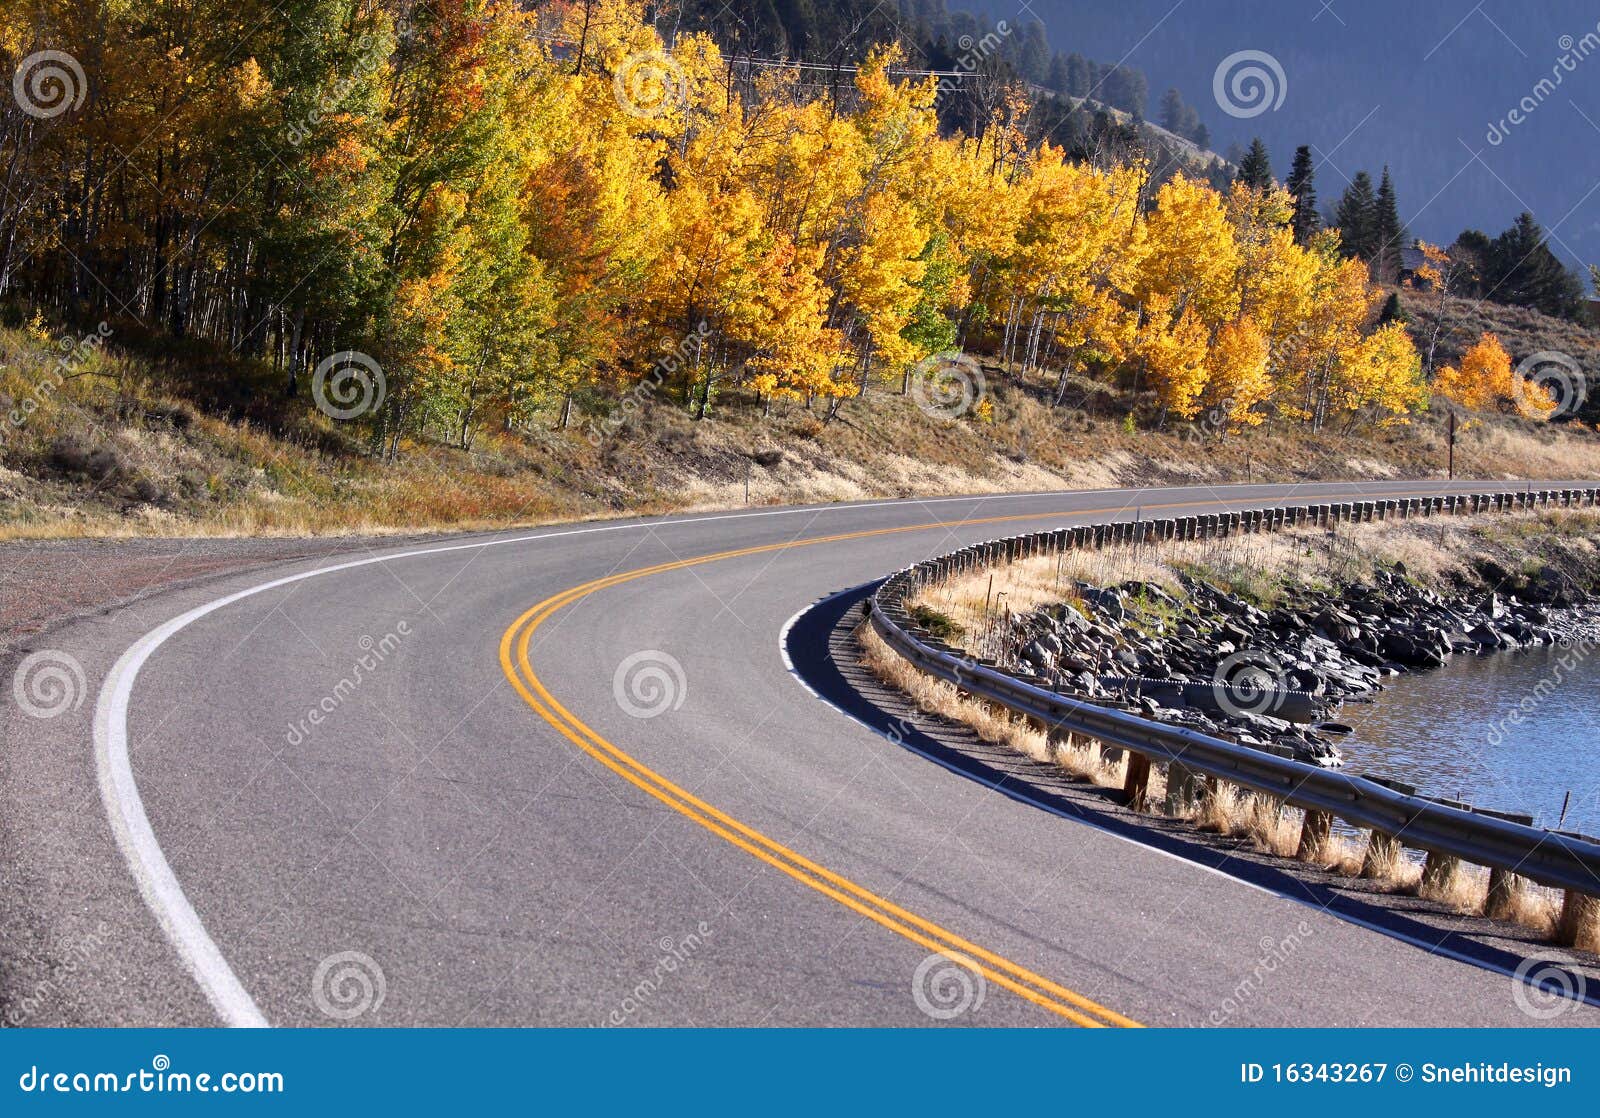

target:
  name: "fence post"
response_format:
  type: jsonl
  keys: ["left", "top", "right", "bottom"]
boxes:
{"left": 1556, "top": 890, "right": 1600, "bottom": 949}
{"left": 1123, "top": 751, "right": 1151, "bottom": 808}
{"left": 1296, "top": 809, "right": 1333, "bottom": 861}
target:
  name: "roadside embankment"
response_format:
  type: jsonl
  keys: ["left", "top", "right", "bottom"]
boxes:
{"left": 861, "top": 496, "right": 1600, "bottom": 953}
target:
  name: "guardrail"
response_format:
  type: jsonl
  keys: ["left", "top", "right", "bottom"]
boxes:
{"left": 866, "top": 486, "right": 1600, "bottom": 945}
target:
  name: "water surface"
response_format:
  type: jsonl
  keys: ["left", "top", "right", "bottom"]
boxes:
{"left": 1338, "top": 642, "right": 1600, "bottom": 836}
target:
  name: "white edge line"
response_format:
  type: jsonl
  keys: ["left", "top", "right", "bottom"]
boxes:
{"left": 776, "top": 588, "right": 1600, "bottom": 1011}
{"left": 91, "top": 486, "right": 1152, "bottom": 1028}
{"left": 90, "top": 479, "right": 1571, "bottom": 1027}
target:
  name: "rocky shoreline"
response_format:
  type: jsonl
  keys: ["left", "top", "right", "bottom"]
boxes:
{"left": 1003, "top": 562, "right": 1600, "bottom": 767}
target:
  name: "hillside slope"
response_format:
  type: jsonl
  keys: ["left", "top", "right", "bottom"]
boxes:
{"left": 4, "top": 324, "right": 1599, "bottom": 540}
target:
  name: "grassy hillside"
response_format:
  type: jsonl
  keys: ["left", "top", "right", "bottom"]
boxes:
{"left": 5, "top": 320, "right": 1600, "bottom": 540}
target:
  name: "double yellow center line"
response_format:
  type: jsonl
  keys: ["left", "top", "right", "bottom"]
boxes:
{"left": 497, "top": 488, "right": 1484, "bottom": 1025}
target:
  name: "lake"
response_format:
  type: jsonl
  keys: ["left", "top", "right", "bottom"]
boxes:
{"left": 1338, "top": 639, "right": 1600, "bottom": 836}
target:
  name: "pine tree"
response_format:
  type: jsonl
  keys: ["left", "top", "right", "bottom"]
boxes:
{"left": 1484, "top": 212, "right": 1584, "bottom": 318}
{"left": 1371, "top": 167, "right": 1408, "bottom": 281}
{"left": 1285, "top": 145, "right": 1319, "bottom": 246}
{"left": 1334, "top": 172, "right": 1377, "bottom": 260}
{"left": 1064, "top": 53, "right": 1092, "bottom": 97}
{"left": 1159, "top": 88, "right": 1185, "bottom": 133}
{"left": 1235, "top": 138, "right": 1273, "bottom": 190}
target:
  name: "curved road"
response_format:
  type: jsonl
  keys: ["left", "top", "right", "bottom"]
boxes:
{"left": 4, "top": 480, "right": 1597, "bottom": 1027}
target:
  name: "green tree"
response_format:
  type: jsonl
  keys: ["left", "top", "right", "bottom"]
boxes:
{"left": 1371, "top": 167, "right": 1408, "bottom": 281}
{"left": 1235, "top": 138, "right": 1273, "bottom": 191}
{"left": 1484, "top": 212, "right": 1584, "bottom": 318}
{"left": 1285, "top": 145, "right": 1319, "bottom": 246}
{"left": 1334, "top": 171, "right": 1377, "bottom": 260}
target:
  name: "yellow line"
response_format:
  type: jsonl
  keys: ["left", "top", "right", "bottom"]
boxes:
{"left": 496, "top": 487, "right": 1489, "bottom": 1026}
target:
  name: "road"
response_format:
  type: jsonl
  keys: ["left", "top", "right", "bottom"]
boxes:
{"left": 3, "top": 480, "right": 1597, "bottom": 1027}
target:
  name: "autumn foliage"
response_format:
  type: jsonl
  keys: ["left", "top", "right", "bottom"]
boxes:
{"left": 0, "top": 0, "right": 1427, "bottom": 452}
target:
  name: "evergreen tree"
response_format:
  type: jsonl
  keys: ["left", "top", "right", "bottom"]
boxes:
{"left": 1378, "top": 291, "right": 1408, "bottom": 325}
{"left": 1484, "top": 212, "right": 1584, "bottom": 318}
{"left": 1334, "top": 171, "right": 1377, "bottom": 260}
{"left": 1193, "top": 122, "right": 1211, "bottom": 150}
{"left": 1159, "top": 88, "right": 1185, "bottom": 134}
{"left": 1285, "top": 145, "right": 1319, "bottom": 245}
{"left": 1045, "top": 53, "right": 1069, "bottom": 93}
{"left": 1064, "top": 53, "right": 1092, "bottom": 97}
{"left": 1371, "top": 167, "right": 1408, "bottom": 281}
{"left": 1235, "top": 138, "right": 1273, "bottom": 190}
{"left": 1014, "top": 20, "right": 1050, "bottom": 83}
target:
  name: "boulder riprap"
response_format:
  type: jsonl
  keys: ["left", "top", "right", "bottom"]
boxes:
{"left": 996, "top": 564, "right": 1598, "bottom": 768}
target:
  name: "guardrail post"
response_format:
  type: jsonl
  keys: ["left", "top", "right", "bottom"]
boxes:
{"left": 1557, "top": 889, "right": 1600, "bottom": 949}
{"left": 1361, "top": 829, "right": 1403, "bottom": 878}
{"left": 1296, "top": 809, "right": 1333, "bottom": 861}
{"left": 1164, "top": 760, "right": 1201, "bottom": 816}
{"left": 1486, "top": 868, "right": 1529, "bottom": 920}
{"left": 1123, "top": 751, "right": 1151, "bottom": 808}
{"left": 1420, "top": 849, "right": 1463, "bottom": 899}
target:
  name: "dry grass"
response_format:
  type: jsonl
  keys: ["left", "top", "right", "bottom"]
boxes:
{"left": 856, "top": 620, "right": 1126, "bottom": 790}
{"left": 8, "top": 314, "right": 1600, "bottom": 540}
{"left": 869, "top": 592, "right": 1600, "bottom": 953}
{"left": 909, "top": 507, "right": 1600, "bottom": 661}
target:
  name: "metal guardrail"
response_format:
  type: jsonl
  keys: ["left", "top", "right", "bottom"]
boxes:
{"left": 867, "top": 486, "right": 1600, "bottom": 905}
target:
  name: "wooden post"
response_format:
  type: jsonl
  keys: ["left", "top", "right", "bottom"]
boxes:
{"left": 1419, "top": 850, "right": 1463, "bottom": 900}
{"left": 1164, "top": 760, "right": 1200, "bottom": 816}
{"left": 1485, "top": 867, "right": 1529, "bottom": 920}
{"left": 1296, "top": 809, "right": 1333, "bottom": 862}
{"left": 1361, "top": 829, "right": 1403, "bottom": 879}
{"left": 1556, "top": 890, "right": 1599, "bottom": 950}
{"left": 1123, "top": 751, "right": 1151, "bottom": 809}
